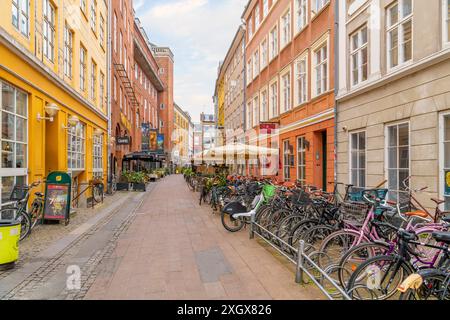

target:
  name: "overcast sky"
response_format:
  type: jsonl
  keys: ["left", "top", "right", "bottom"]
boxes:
{"left": 134, "top": 0, "right": 248, "bottom": 122}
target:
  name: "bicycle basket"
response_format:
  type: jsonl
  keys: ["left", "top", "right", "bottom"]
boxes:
{"left": 9, "top": 185, "right": 30, "bottom": 202}
{"left": 348, "top": 188, "right": 389, "bottom": 202}
{"left": 262, "top": 184, "right": 276, "bottom": 201}
{"left": 290, "top": 190, "right": 311, "bottom": 206}
{"left": 340, "top": 201, "right": 370, "bottom": 224}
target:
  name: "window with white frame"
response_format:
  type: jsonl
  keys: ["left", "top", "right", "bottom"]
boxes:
{"left": 80, "top": 46, "right": 87, "bottom": 92}
{"left": 269, "top": 25, "right": 278, "bottom": 60}
{"left": 295, "top": 0, "right": 307, "bottom": 33}
{"left": 43, "top": 0, "right": 55, "bottom": 61}
{"left": 253, "top": 50, "right": 260, "bottom": 77}
{"left": 0, "top": 81, "right": 28, "bottom": 203}
{"left": 68, "top": 122, "right": 85, "bottom": 171}
{"left": 113, "top": 12, "right": 117, "bottom": 53}
{"left": 351, "top": 26, "right": 368, "bottom": 86}
{"left": 295, "top": 55, "right": 308, "bottom": 106}
{"left": 314, "top": 0, "right": 330, "bottom": 13}
{"left": 247, "top": 101, "right": 252, "bottom": 129}
{"left": 248, "top": 15, "right": 253, "bottom": 38}
{"left": 119, "top": 87, "right": 123, "bottom": 110}
{"left": 314, "top": 44, "right": 328, "bottom": 96}
{"left": 350, "top": 131, "right": 366, "bottom": 188}
{"left": 281, "top": 70, "right": 291, "bottom": 113}
{"left": 100, "top": 72, "right": 105, "bottom": 109}
{"left": 297, "top": 137, "right": 306, "bottom": 186}
{"left": 253, "top": 96, "right": 259, "bottom": 127}
{"left": 90, "top": 60, "right": 97, "bottom": 103}
{"left": 263, "top": 0, "right": 269, "bottom": 17}
{"left": 281, "top": 9, "right": 291, "bottom": 48}
{"left": 90, "top": 0, "right": 97, "bottom": 32}
{"left": 255, "top": 5, "right": 260, "bottom": 29}
{"left": 269, "top": 81, "right": 278, "bottom": 119}
{"left": 283, "top": 140, "right": 292, "bottom": 181}
{"left": 247, "top": 59, "right": 253, "bottom": 83}
{"left": 80, "top": 0, "right": 86, "bottom": 13}
{"left": 64, "top": 24, "right": 73, "bottom": 79}
{"left": 446, "top": 0, "right": 450, "bottom": 43}
{"left": 260, "top": 90, "right": 268, "bottom": 122}
{"left": 93, "top": 134, "right": 103, "bottom": 178}
{"left": 12, "top": 0, "right": 29, "bottom": 36}
{"left": 387, "top": 123, "right": 409, "bottom": 201}
{"left": 119, "top": 32, "right": 123, "bottom": 63}
{"left": 386, "top": 0, "right": 412, "bottom": 69}
{"left": 100, "top": 14, "right": 105, "bottom": 48}
{"left": 113, "top": 76, "right": 117, "bottom": 101}
{"left": 261, "top": 39, "right": 268, "bottom": 69}
{"left": 442, "top": 114, "right": 450, "bottom": 210}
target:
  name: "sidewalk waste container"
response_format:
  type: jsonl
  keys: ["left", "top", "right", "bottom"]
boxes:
{"left": 0, "top": 220, "right": 21, "bottom": 269}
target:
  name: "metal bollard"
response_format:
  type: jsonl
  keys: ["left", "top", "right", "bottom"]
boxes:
{"left": 295, "top": 240, "right": 305, "bottom": 284}
{"left": 249, "top": 213, "right": 255, "bottom": 240}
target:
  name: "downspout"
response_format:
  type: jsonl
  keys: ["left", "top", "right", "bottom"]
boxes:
{"left": 107, "top": 0, "right": 112, "bottom": 190}
{"left": 333, "top": 0, "right": 339, "bottom": 187}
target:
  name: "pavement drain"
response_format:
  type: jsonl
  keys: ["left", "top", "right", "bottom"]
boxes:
{"left": 195, "top": 247, "right": 233, "bottom": 283}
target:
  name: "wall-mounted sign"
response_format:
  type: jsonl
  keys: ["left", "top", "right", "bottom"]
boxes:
{"left": 117, "top": 136, "right": 130, "bottom": 145}
{"left": 44, "top": 172, "right": 71, "bottom": 225}
{"left": 141, "top": 123, "right": 150, "bottom": 151}
{"left": 149, "top": 130, "right": 158, "bottom": 151}
{"left": 157, "top": 134, "right": 164, "bottom": 151}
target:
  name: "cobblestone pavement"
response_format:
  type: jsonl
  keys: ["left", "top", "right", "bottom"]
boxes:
{"left": 85, "top": 175, "right": 323, "bottom": 300}
{"left": 0, "top": 184, "right": 156, "bottom": 300}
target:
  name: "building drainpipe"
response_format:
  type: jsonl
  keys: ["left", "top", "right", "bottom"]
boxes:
{"left": 241, "top": 25, "right": 247, "bottom": 177}
{"left": 334, "top": 0, "right": 339, "bottom": 188}
{"left": 107, "top": 0, "right": 112, "bottom": 191}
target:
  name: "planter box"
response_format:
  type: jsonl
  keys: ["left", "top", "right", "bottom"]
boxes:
{"left": 132, "top": 183, "right": 147, "bottom": 192}
{"left": 149, "top": 174, "right": 158, "bottom": 182}
{"left": 116, "top": 183, "right": 130, "bottom": 191}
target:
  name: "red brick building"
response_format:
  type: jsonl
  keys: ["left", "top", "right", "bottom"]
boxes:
{"left": 242, "top": 0, "right": 335, "bottom": 191}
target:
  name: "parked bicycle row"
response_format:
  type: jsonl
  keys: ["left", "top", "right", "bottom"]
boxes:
{"left": 183, "top": 169, "right": 450, "bottom": 300}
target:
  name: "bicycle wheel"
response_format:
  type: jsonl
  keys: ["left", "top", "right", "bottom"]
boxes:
{"left": 299, "top": 225, "right": 336, "bottom": 257}
{"left": 288, "top": 219, "right": 320, "bottom": 254}
{"left": 346, "top": 255, "right": 413, "bottom": 300}
{"left": 400, "top": 273, "right": 450, "bottom": 300}
{"left": 337, "top": 241, "right": 391, "bottom": 289}
{"left": 221, "top": 211, "right": 245, "bottom": 232}
{"left": 93, "top": 184, "right": 104, "bottom": 203}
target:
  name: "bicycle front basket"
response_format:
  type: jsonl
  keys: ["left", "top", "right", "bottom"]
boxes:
{"left": 262, "top": 184, "right": 276, "bottom": 201}
{"left": 340, "top": 201, "right": 370, "bottom": 224}
{"left": 9, "top": 185, "right": 30, "bottom": 202}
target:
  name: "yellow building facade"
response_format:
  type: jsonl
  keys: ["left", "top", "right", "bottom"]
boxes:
{"left": 173, "top": 104, "right": 190, "bottom": 166}
{"left": 0, "top": 0, "right": 108, "bottom": 204}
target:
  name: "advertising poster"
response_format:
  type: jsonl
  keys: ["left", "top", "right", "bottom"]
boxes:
{"left": 44, "top": 184, "right": 70, "bottom": 220}
{"left": 150, "top": 130, "right": 158, "bottom": 151}
{"left": 141, "top": 123, "right": 150, "bottom": 151}
{"left": 157, "top": 134, "right": 164, "bottom": 151}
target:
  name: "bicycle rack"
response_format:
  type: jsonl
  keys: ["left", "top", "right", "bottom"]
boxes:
{"left": 249, "top": 213, "right": 352, "bottom": 300}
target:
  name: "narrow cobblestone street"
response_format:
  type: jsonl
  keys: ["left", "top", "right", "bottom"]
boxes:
{"left": 0, "top": 176, "right": 322, "bottom": 300}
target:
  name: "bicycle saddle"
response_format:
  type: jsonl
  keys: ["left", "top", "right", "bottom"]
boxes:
{"left": 404, "top": 210, "right": 429, "bottom": 219}
{"left": 431, "top": 198, "right": 445, "bottom": 205}
{"left": 35, "top": 192, "right": 44, "bottom": 198}
{"left": 432, "top": 231, "right": 450, "bottom": 245}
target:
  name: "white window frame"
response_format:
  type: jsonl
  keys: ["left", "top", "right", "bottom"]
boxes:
{"left": 385, "top": 121, "right": 410, "bottom": 201}
{"left": 255, "top": 5, "right": 260, "bottom": 30}
{"left": 247, "top": 58, "right": 253, "bottom": 85}
{"left": 442, "top": 0, "right": 450, "bottom": 46}
{"left": 43, "top": 0, "right": 55, "bottom": 62}
{"left": 294, "top": 52, "right": 308, "bottom": 106}
{"left": 294, "top": 0, "right": 308, "bottom": 35}
{"left": 313, "top": 0, "right": 330, "bottom": 15}
{"left": 90, "top": 0, "right": 97, "bottom": 32}
{"left": 90, "top": 60, "right": 97, "bottom": 103}
{"left": 386, "top": 0, "right": 413, "bottom": 71}
{"left": 247, "top": 101, "right": 253, "bottom": 130}
{"left": 350, "top": 25, "right": 369, "bottom": 87}
{"left": 80, "top": 46, "right": 87, "bottom": 92}
{"left": 311, "top": 35, "right": 329, "bottom": 98}
{"left": 113, "top": 12, "right": 117, "bottom": 53}
{"left": 269, "top": 78, "right": 278, "bottom": 119}
{"left": 253, "top": 95, "right": 259, "bottom": 127}
{"left": 260, "top": 38, "right": 268, "bottom": 70}
{"left": 439, "top": 111, "right": 450, "bottom": 210}
{"left": 297, "top": 136, "right": 306, "bottom": 186}
{"left": 260, "top": 88, "right": 268, "bottom": 122}
{"left": 253, "top": 50, "right": 260, "bottom": 78}
{"left": 349, "top": 130, "right": 367, "bottom": 188}
{"left": 269, "top": 24, "right": 279, "bottom": 62}
{"left": 263, "top": 0, "right": 269, "bottom": 17}
{"left": 248, "top": 15, "right": 253, "bottom": 39}
{"left": 68, "top": 122, "right": 86, "bottom": 172}
{"left": 64, "top": 24, "right": 73, "bottom": 79}
{"left": 283, "top": 140, "right": 292, "bottom": 181}
{"left": 93, "top": 134, "right": 103, "bottom": 178}
{"left": 12, "top": 0, "right": 29, "bottom": 37}
{"left": 280, "top": 66, "right": 292, "bottom": 114}
{"left": 280, "top": 8, "right": 291, "bottom": 50}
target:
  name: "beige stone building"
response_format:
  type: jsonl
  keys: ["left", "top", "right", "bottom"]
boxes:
{"left": 336, "top": 0, "right": 450, "bottom": 209}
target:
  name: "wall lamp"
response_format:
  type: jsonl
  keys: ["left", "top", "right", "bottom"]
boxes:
{"left": 62, "top": 115, "right": 80, "bottom": 129}
{"left": 93, "top": 128, "right": 104, "bottom": 137}
{"left": 37, "top": 103, "right": 60, "bottom": 122}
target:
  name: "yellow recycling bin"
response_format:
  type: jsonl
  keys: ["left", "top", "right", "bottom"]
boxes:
{"left": 0, "top": 220, "right": 21, "bottom": 269}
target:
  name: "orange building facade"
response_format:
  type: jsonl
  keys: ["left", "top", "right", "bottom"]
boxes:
{"left": 242, "top": 0, "right": 335, "bottom": 191}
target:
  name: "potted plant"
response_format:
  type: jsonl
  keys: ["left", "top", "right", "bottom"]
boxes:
{"left": 130, "top": 172, "right": 147, "bottom": 192}
{"left": 116, "top": 172, "right": 131, "bottom": 191}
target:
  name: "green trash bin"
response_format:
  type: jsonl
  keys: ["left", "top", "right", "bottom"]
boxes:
{"left": 0, "top": 220, "right": 21, "bottom": 270}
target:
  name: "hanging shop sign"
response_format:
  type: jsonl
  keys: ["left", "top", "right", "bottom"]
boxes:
{"left": 149, "top": 130, "right": 158, "bottom": 151}
{"left": 116, "top": 136, "right": 131, "bottom": 145}
{"left": 157, "top": 134, "right": 165, "bottom": 151}
{"left": 44, "top": 172, "right": 71, "bottom": 225}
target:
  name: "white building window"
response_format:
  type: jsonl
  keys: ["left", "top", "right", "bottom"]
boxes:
{"left": 90, "top": 0, "right": 97, "bottom": 32}
{"left": 314, "top": 44, "right": 328, "bottom": 96}
{"left": 247, "top": 101, "right": 252, "bottom": 129}
{"left": 64, "top": 24, "right": 73, "bottom": 78}
{"left": 253, "top": 96, "right": 259, "bottom": 127}
{"left": 80, "top": 0, "right": 86, "bottom": 13}
{"left": 247, "top": 59, "right": 253, "bottom": 84}
{"left": 260, "top": 90, "right": 268, "bottom": 122}
{"left": 12, "top": 0, "right": 29, "bottom": 36}
{"left": 295, "top": 0, "right": 308, "bottom": 33}
{"left": 253, "top": 50, "right": 260, "bottom": 78}
{"left": 80, "top": 46, "right": 87, "bottom": 91}
{"left": 350, "top": 131, "right": 366, "bottom": 188}
{"left": 0, "top": 81, "right": 28, "bottom": 204}
{"left": 269, "top": 25, "right": 278, "bottom": 61}
{"left": 314, "top": 0, "right": 330, "bottom": 13}
{"left": 93, "top": 134, "right": 103, "bottom": 178}
{"left": 100, "top": 72, "right": 105, "bottom": 109}
{"left": 269, "top": 81, "right": 278, "bottom": 119}
{"left": 248, "top": 15, "right": 253, "bottom": 38}
{"left": 283, "top": 140, "right": 292, "bottom": 181}
{"left": 43, "top": 0, "right": 55, "bottom": 61}
{"left": 351, "top": 26, "right": 368, "bottom": 86}
{"left": 100, "top": 14, "right": 105, "bottom": 48}
{"left": 281, "top": 70, "right": 291, "bottom": 113}
{"left": 295, "top": 55, "right": 308, "bottom": 106}
{"left": 263, "top": 0, "right": 269, "bottom": 17}
{"left": 90, "top": 60, "right": 97, "bottom": 103}
{"left": 387, "top": 0, "right": 413, "bottom": 70}
{"left": 68, "top": 122, "right": 86, "bottom": 171}
{"left": 297, "top": 137, "right": 306, "bottom": 186}
{"left": 261, "top": 39, "right": 268, "bottom": 69}
{"left": 255, "top": 5, "right": 260, "bottom": 29}
{"left": 387, "top": 123, "right": 409, "bottom": 201}
{"left": 113, "top": 12, "right": 117, "bottom": 53}
{"left": 281, "top": 9, "right": 291, "bottom": 48}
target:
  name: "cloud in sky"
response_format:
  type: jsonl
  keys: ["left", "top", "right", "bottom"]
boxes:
{"left": 134, "top": 0, "right": 248, "bottom": 122}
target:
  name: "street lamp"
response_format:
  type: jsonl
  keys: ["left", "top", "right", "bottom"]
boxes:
{"left": 37, "top": 102, "right": 60, "bottom": 122}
